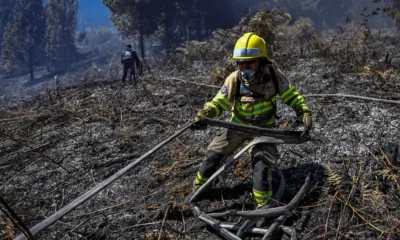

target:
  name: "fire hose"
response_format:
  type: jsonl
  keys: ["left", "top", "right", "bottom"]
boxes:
{"left": 14, "top": 117, "right": 309, "bottom": 240}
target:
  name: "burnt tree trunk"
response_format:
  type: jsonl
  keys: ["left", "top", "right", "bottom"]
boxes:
{"left": 139, "top": 21, "right": 145, "bottom": 59}
{"left": 28, "top": 49, "right": 34, "bottom": 81}
{"left": 185, "top": 20, "right": 190, "bottom": 41}
{"left": 195, "top": 0, "right": 202, "bottom": 40}
{"left": 386, "top": 142, "right": 399, "bottom": 166}
{"left": 138, "top": 3, "right": 145, "bottom": 61}
{"left": 164, "top": 2, "right": 171, "bottom": 50}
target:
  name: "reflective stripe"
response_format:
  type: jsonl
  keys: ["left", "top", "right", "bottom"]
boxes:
{"left": 233, "top": 48, "right": 263, "bottom": 57}
{"left": 289, "top": 96, "right": 307, "bottom": 109}
{"left": 235, "top": 102, "right": 273, "bottom": 117}
{"left": 281, "top": 86, "right": 310, "bottom": 112}
{"left": 253, "top": 189, "right": 273, "bottom": 204}
{"left": 254, "top": 101, "right": 272, "bottom": 110}
{"left": 236, "top": 102, "right": 252, "bottom": 112}
{"left": 278, "top": 84, "right": 311, "bottom": 118}
{"left": 234, "top": 103, "right": 250, "bottom": 116}
{"left": 213, "top": 92, "right": 232, "bottom": 111}
{"left": 230, "top": 114, "right": 247, "bottom": 125}
{"left": 300, "top": 105, "right": 309, "bottom": 111}
{"left": 265, "top": 116, "right": 275, "bottom": 127}
{"left": 270, "top": 96, "right": 276, "bottom": 104}
{"left": 285, "top": 95, "right": 298, "bottom": 106}
{"left": 195, "top": 172, "right": 208, "bottom": 185}
{"left": 289, "top": 96, "right": 301, "bottom": 108}
{"left": 253, "top": 105, "right": 273, "bottom": 115}
{"left": 235, "top": 105, "right": 252, "bottom": 117}
{"left": 281, "top": 86, "right": 297, "bottom": 103}
{"left": 280, "top": 84, "right": 295, "bottom": 98}
{"left": 283, "top": 93, "right": 298, "bottom": 105}
{"left": 205, "top": 102, "right": 221, "bottom": 116}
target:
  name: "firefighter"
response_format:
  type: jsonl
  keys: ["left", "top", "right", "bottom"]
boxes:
{"left": 190, "top": 32, "right": 312, "bottom": 208}
{"left": 121, "top": 44, "right": 141, "bottom": 85}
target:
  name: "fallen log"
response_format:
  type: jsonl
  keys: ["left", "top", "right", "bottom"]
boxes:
{"left": 385, "top": 142, "right": 399, "bottom": 166}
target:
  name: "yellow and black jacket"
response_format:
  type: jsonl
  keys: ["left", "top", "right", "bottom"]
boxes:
{"left": 198, "top": 66, "right": 310, "bottom": 127}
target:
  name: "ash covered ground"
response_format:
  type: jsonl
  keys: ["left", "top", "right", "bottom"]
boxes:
{"left": 0, "top": 29, "right": 399, "bottom": 240}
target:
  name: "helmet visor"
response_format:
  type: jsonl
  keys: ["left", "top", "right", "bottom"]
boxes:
{"left": 233, "top": 48, "right": 263, "bottom": 59}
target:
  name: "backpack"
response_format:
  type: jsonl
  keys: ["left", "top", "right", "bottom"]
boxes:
{"left": 122, "top": 50, "right": 134, "bottom": 61}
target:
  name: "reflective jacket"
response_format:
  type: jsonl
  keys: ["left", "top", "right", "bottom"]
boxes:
{"left": 198, "top": 66, "right": 310, "bottom": 127}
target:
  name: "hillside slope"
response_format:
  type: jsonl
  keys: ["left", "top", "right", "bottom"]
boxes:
{"left": 1, "top": 27, "right": 399, "bottom": 240}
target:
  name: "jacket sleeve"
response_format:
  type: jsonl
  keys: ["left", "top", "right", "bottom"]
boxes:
{"left": 121, "top": 51, "right": 124, "bottom": 63}
{"left": 275, "top": 68, "right": 311, "bottom": 116}
{"left": 197, "top": 71, "right": 238, "bottom": 118}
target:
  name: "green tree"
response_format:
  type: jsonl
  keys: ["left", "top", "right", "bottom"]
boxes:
{"left": 103, "top": 0, "right": 247, "bottom": 55}
{"left": 1, "top": 0, "right": 46, "bottom": 80}
{"left": 45, "top": 0, "right": 79, "bottom": 72}
{"left": 0, "top": 0, "right": 17, "bottom": 53}
{"left": 102, "top": 0, "right": 164, "bottom": 59}
{"left": 383, "top": 0, "right": 400, "bottom": 28}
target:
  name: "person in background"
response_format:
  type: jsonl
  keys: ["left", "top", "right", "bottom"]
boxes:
{"left": 121, "top": 44, "right": 141, "bottom": 85}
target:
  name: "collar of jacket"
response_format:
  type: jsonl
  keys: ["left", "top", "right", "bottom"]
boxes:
{"left": 242, "top": 65, "right": 271, "bottom": 88}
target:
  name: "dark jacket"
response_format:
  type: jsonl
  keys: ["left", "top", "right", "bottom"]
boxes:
{"left": 121, "top": 48, "right": 141, "bottom": 68}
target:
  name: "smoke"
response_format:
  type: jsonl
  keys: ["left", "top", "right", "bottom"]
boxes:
{"left": 77, "top": 0, "right": 112, "bottom": 29}
{"left": 238, "top": 0, "right": 396, "bottom": 30}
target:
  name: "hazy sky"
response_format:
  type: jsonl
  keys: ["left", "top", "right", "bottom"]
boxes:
{"left": 78, "top": 1, "right": 112, "bottom": 28}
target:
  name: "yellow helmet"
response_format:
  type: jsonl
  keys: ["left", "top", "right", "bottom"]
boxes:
{"left": 233, "top": 32, "right": 268, "bottom": 61}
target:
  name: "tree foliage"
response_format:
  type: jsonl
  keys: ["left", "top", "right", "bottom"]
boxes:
{"left": 1, "top": 0, "right": 46, "bottom": 80}
{"left": 102, "top": 0, "right": 163, "bottom": 37}
{"left": 102, "top": 0, "right": 164, "bottom": 58}
{"left": 0, "top": 0, "right": 17, "bottom": 53}
{"left": 45, "top": 0, "right": 79, "bottom": 71}
{"left": 102, "top": 0, "right": 256, "bottom": 56}
{"left": 102, "top": 0, "right": 396, "bottom": 56}
{"left": 382, "top": 0, "right": 400, "bottom": 27}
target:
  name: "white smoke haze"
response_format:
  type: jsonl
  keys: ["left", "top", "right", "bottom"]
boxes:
{"left": 0, "top": 0, "right": 398, "bottom": 110}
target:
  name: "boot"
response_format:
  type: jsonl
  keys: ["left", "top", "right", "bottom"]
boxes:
{"left": 193, "top": 179, "right": 201, "bottom": 192}
{"left": 184, "top": 178, "right": 212, "bottom": 204}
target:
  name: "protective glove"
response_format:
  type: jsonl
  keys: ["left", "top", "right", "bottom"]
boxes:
{"left": 190, "top": 116, "right": 207, "bottom": 131}
{"left": 299, "top": 112, "right": 312, "bottom": 139}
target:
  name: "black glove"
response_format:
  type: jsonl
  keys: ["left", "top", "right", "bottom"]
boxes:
{"left": 190, "top": 116, "right": 207, "bottom": 130}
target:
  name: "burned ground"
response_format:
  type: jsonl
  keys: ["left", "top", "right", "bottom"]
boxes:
{"left": 1, "top": 24, "right": 400, "bottom": 240}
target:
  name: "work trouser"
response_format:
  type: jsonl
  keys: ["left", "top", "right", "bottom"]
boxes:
{"left": 195, "top": 128, "right": 278, "bottom": 205}
{"left": 122, "top": 61, "right": 136, "bottom": 84}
